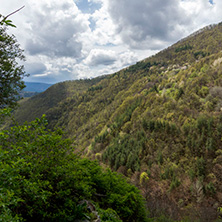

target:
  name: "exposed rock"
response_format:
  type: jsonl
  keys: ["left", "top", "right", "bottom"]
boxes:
{"left": 213, "top": 57, "right": 222, "bottom": 66}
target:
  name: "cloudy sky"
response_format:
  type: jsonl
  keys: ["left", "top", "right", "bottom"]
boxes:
{"left": 1, "top": 0, "right": 222, "bottom": 83}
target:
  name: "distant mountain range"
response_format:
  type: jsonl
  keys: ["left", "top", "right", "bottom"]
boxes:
{"left": 24, "top": 82, "right": 53, "bottom": 93}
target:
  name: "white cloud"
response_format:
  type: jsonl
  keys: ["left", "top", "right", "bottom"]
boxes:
{"left": 107, "top": 0, "right": 191, "bottom": 49}
{"left": 107, "top": 0, "right": 222, "bottom": 50}
{"left": 1, "top": 0, "right": 222, "bottom": 83}
{"left": 90, "top": 4, "right": 119, "bottom": 46}
{"left": 24, "top": 0, "right": 89, "bottom": 58}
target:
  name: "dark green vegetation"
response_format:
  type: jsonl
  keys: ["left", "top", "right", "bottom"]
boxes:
{"left": 5, "top": 22, "right": 222, "bottom": 221}
{"left": 19, "top": 91, "right": 39, "bottom": 98}
{"left": 0, "top": 116, "right": 147, "bottom": 221}
{"left": 0, "top": 15, "right": 27, "bottom": 109}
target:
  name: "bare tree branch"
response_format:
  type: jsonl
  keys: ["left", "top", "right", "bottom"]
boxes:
{"left": 0, "top": 6, "right": 25, "bottom": 23}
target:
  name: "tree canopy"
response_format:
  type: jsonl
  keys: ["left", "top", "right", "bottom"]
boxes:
{"left": 0, "top": 14, "right": 27, "bottom": 109}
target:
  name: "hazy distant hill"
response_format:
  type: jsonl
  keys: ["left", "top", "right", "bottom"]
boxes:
{"left": 19, "top": 82, "right": 53, "bottom": 98}
{"left": 8, "top": 22, "right": 222, "bottom": 220}
{"left": 24, "top": 82, "right": 53, "bottom": 92}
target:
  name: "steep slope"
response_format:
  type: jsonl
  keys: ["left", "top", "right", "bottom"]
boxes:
{"left": 11, "top": 76, "right": 106, "bottom": 125}
{"left": 10, "top": 22, "right": 222, "bottom": 220}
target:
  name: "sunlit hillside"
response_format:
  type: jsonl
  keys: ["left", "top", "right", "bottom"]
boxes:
{"left": 9, "top": 22, "right": 222, "bottom": 221}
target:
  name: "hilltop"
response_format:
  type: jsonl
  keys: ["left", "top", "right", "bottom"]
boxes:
{"left": 8, "top": 22, "right": 222, "bottom": 220}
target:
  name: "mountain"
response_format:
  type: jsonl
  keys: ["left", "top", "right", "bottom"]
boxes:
{"left": 19, "top": 82, "right": 53, "bottom": 98}
{"left": 24, "top": 82, "right": 53, "bottom": 92}
{"left": 9, "top": 22, "right": 222, "bottom": 220}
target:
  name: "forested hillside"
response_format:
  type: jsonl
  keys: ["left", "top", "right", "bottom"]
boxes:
{"left": 0, "top": 15, "right": 148, "bottom": 222}
{"left": 9, "top": 22, "right": 222, "bottom": 220}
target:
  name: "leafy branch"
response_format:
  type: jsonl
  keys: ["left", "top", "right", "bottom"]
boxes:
{"left": 0, "top": 6, "right": 25, "bottom": 27}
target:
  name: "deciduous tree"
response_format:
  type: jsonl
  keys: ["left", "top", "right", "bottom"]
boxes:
{"left": 0, "top": 9, "right": 27, "bottom": 109}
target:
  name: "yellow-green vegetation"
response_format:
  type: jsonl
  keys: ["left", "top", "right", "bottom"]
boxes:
{"left": 6, "top": 22, "right": 222, "bottom": 220}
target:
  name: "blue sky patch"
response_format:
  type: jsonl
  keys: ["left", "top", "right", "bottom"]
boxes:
{"left": 89, "top": 17, "right": 96, "bottom": 30}
{"left": 75, "top": 0, "right": 101, "bottom": 14}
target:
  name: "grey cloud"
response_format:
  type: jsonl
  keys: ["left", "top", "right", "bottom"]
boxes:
{"left": 90, "top": 55, "right": 116, "bottom": 66}
{"left": 26, "top": 38, "right": 82, "bottom": 58}
{"left": 107, "top": 0, "right": 191, "bottom": 49}
{"left": 25, "top": 62, "right": 47, "bottom": 75}
{"left": 24, "top": 75, "right": 61, "bottom": 84}
{"left": 25, "top": 40, "right": 47, "bottom": 56}
{"left": 25, "top": 2, "right": 87, "bottom": 58}
{"left": 25, "top": 69, "right": 78, "bottom": 84}
{"left": 86, "top": 50, "right": 117, "bottom": 66}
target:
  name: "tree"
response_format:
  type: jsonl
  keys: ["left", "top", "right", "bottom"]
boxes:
{"left": 0, "top": 10, "right": 28, "bottom": 109}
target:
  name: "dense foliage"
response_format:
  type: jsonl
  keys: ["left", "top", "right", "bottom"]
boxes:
{"left": 7, "top": 22, "right": 222, "bottom": 220}
{"left": 0, "top": 14, "right": 27, "bottom": 109}
{"left": 0, "top": 116, "right": 147, "bottom": 221}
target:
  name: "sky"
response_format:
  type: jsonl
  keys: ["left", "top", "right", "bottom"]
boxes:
{"left": 1, "top": 0, "right": 222, "bottom": 83}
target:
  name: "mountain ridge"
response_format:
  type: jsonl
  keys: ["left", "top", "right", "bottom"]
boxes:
{"left": 7, "top": 22, "right": 222, "bottom": 220}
